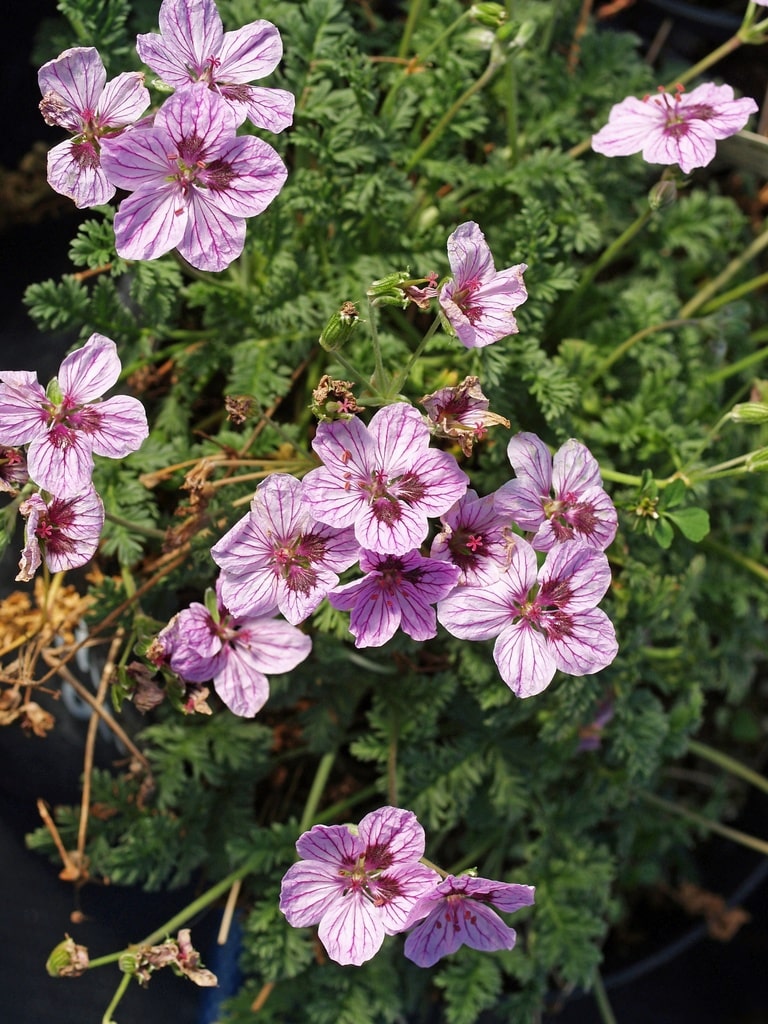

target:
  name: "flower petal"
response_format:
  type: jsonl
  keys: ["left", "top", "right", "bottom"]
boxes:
{"left": 493, "top": 620, "right": 556, "bottom": 697}
{"left": 59, "top": 333, "right": 121, "bottom": 403}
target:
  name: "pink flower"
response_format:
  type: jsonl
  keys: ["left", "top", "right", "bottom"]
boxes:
{"left": 99, "top": 85, "right": 287, "bottom": 271}
{"left": 329, "top": 549, "right": 460, "bottom": 648}
{"left": 302, "top": 403, "right": 469, "bottom": 556}
{"left": 438, "top": 539, "right": 618, "bottom": 698}
{"left": 279, "top": 806, "right": 439, "bottom": 966}
{"left": 439, "top": 222, "right": 527, "bottom": 349}
{"left": 430, "top": 489, "right": 515, "bottom": 587}
{"left": 210, "top": 473, "right": 359, "bottom": 624}
{"left": 16, "top": 488, "right": 104, "bottom": 582}
{"left": 136, "top": 0, "right": 294, "bottom": 133}
{"left": 495, "top": 433, "right": 618, "bottom": 552}
{"left": 0, "top": 333, "right": 149, "bottom": 499}
{"left": 591, "top": 82, "right": 758, "bottom": 175}
{"left": 404, "top": 874, "right": 535, "bottom": 968}
{"left": 155, "top": 582, "right": 311, "bottom": 717}
{"left": 38, "top": 47, "right": 149, "bottom": 208}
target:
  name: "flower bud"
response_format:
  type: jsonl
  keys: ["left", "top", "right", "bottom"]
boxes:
{"left": 47, "top": 936, "right": 89, "bottom": 978}
{"left": 366, "top": 271, "right": 410, "bottom": 308}
{"left": 648, "top": 177, "right": 678, "bottom": 210}
{"left": 319, "top": 301, "right": 361, "bottom": 351}
{"left": 470, "top": 3, "right": 507, "bottom": 28}
{"left": 730, "top": 402, "right": 768, "bottom": 423}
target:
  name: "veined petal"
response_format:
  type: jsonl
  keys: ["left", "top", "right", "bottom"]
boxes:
{"left": 97, "top": 72, "right": 149, "bottom": 126}
{"left": 199, "top": 135, "right": 287, "bottom": 219}
{"left": 216, "top": 21, "right": 283, "bottom": 81}
{"left": 113, "top": 185, "right": 186, "bottom": 263}
{"left": 356, "top": 499, "right": 427, "bottom": 556}
{"left": 156, "top": 85, "right": 239, "bottom": 157}
{"left": 242, "top": 86, "right": 295, "bottom": 133}
{"left": 59, "top": 333, "right": 121, "bottom": 402}
{"left": 369, "top": 404, "right": 430, "bottom": 474}
{"left": 643, "top": 120, "right": 716, "bottom": 174}
{"left": 232, "top": 616, "right": 311, "bottom": 675}
{"left": 592, "top": 96, "right": 662, "bottom": 157}
{"left": 404, "top": 448, "right": 469, "bottom": 516}
{"left": 493, "top": 477, "right": 545, "bottom": 531}
{"left": 46, "top": 140, "right": 115, "bottom": 209}
{"left": 446, "top": 221, "right": 495, "bottom": 285}
{"left": 317, "top": 890, "right": 385, "bottom": 966}
{"left": 551, "top": 438, "right": 602, "bottom": 495}
{"left": 310, "top": 415, "right": 373, "bottom": 479}
{"left": 0, "top": 375, "right": 48, "bottom": 445}
{"left": 213, "top": 646, "right": 270, "bottom": 717}
{"left": 505, "top": 432, "right": 552, "bottom": 491}
{"left": 100, "top": 129, "right": 176, "bottom": 190}
{"left": 358, "top": 806, "right": 427, "bottom": 866}
{"left": 494, "top": 620, "right": 556, "bottom": 697}
{"left": 178, "top": 191, "right": 246, "bottom": 271}
{"left": 539, "top": 542, "right": 612, "bottom": 610}
{"left": 38, "top": 47, "right": 106, "bottom": 122}
{"left": 27, "top": 433, "right": 94, "bottom": 499}
{"left": 44, "top": 489, "right": 105, "bottom": 573}
{"left": 217, "top": 566, "right": 280, "bottom": 619}
{"left": 87, "top": 395, "right": 149, "bottom": 458}
{"left": 295, "top": 823, "right": 362, "bottom": 867}
{"left": 548, "top": 607, "right": 618, "bottom": 676}
{"left": 332, "top": 575, "right": 402, "bottom": 647}
{"left": 301, "top": 466, "right": 369, "bottom": 530}
{"left": 145, "top": 0, "right": 224, "bottom": 82}
{"left": 279, "top": 858, "right": 349, "bottom": 927}
{"left": 376, "top": 862, "right": 442, "bottom": 935}
{"left": 437, "top": 580, "right": 516, "bottom": 642}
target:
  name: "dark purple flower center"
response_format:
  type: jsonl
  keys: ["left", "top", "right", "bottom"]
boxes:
{"left": 360, "top": 468, "right": 426, "bottom": 526}
{"left": 45, "top": 398, "right": 102, "bottom": 443}
{"left": 35, "top": 498, "right": 78, "bottom": 556}
{"left": 543, "top": 492, "right": 599, "bottom": 542}
{"left": 452, "top": 277, "right": 484, "bottom": 324}
{"left": 516, "top": 576, "right": 575, "bottom": 640}
{"left": 446, "top": 527, "right": 486, "bottom": 572}
{"left": 270, "top": 532, "right": 326, "bottom": 595}
{"left": 375, "top": 555, "right": 422, "bottom": 592}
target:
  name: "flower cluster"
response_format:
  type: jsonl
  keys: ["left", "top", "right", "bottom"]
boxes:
{"left": 0, "top": 334, "right": 147, "bottom": 580}
{"left": 38, "top": 0, "right": 291, "bottom": 270}
{"left": 279, "top": 805, "right": 535, "bottom": 968}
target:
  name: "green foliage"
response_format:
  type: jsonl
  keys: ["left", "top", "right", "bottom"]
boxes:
{"left": 12, "top": 0, "right": 768, "bottom": 1022}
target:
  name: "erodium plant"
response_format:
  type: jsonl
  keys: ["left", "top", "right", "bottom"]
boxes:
{"left": 4, "top": 1, "right": 768, "bottom": 1022}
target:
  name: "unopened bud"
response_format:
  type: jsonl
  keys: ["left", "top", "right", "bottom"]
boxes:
{"left": 367, "top": 271, "right": 410, "bottom": 308}
{"left": 648, "top": 177, "right": 678, "bottom": 210}
{"left": 730, "top": 402, "right": 768, "bottom": 423}
{"left": 319, "top": 301, "right": 361, "bottom": 351}
{"left": 470, "top": 3, "right": 506, "bottom": 28}
{"left": 746, "top": 447, "right": 768, "bottom": 471}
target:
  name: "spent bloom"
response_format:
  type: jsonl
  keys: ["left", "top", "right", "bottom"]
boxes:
{"left": 155, "top": 581, "right": 311, "bottom": 717}
{"left": 404, "top": 874, "right": 535, "bottom": 968}
{"left": 16, "top": 488, "right": 104, "bottom": 582}
{"left": 438, "top": 538, "right": 618, "bottom": 698}
{"left": 279, "top": 806, "right": 439, "bottom": 966}
{"left": 495, "top": 433, "right": 618, "bottom": 552}
{"left": 210, "top": 473, "right": 360, "bottom": 625}
{"left": 99, "top": 86, "right": 287, "bottom": 271}
{"left": 0, "top": 446, "right": 28, "bottom": 494}
{"left": 421, "top": 376, "right": 510, "bottom": 456}
{"left": 591, "top": 82, "right": 758, "bottom": 175}
{"left": 0, "top": 333, "right": 148, "bottom": 499}
{"left": 38, "top": 46, "right": 150, "bottom": 208}
{"left": 329, "top": 549, "right": 461, "bottom": 648}
{"left": 439, "top": 222, "right": 527, "bottom": 349}
{"left": 136, "top": 0, "right": 294, "bottom": 133}
{"left": 430, "top": 489, "right": 515, "bottom": 587}
{"left": 302, "top": 403, "right": 468, "bottom": 556}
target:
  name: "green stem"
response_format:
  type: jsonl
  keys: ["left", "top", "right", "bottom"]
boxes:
{"left": 588, "top": 318, "right": 699, "bottom": 384}
{"left": 330, "top": 348, "right": 385, "bottom": 401}
{"left": 299, "top": 751, "right": 337, "bottom": 834}
{"left": 703, "top": 341, "right": 768, "bottom": 384}
{"left": 390, "top": 315, "right": 443, "bottom": 394}
{"left": 641, "top": 792, "right": 768, "bottom": 857}
{"left": 505, "top": 0, "right": 519, "bottom": 163}
{"left": 672, "top": 33, "right": 744, "bottom": 90}
{"left": 405, "top": 53, "right": 505, "bottom": 172}
{"left": 104, "top": 511, "right": 166, "bottom": 540}
{"left": 593, "top": 967, "right": 618, "bottom": 1024}
{"left": 688, "top": 739, "right": 768, "bottom": 798}
{"left": 702, "top": 537, "right": 768, "bottom": 585}
{"left": 368, "top": 306, "right": 389, "bottom": 394}
{"left": 599, "top": 468, "right": 644, "bottom": 488}
{"left": 679, "top": 221, "right": 768, "bottom": 319}
{"left": 101, "top": 972, "right": 131, "bottom": 1024}
{"left": 700, "top": 271, "right": 768, "bottom": 315}
{"left": 382, "top": 7, "right": 471, "bottom": 121}
{"left": 555, "top": 206, "right": 655, "bottom": 329}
